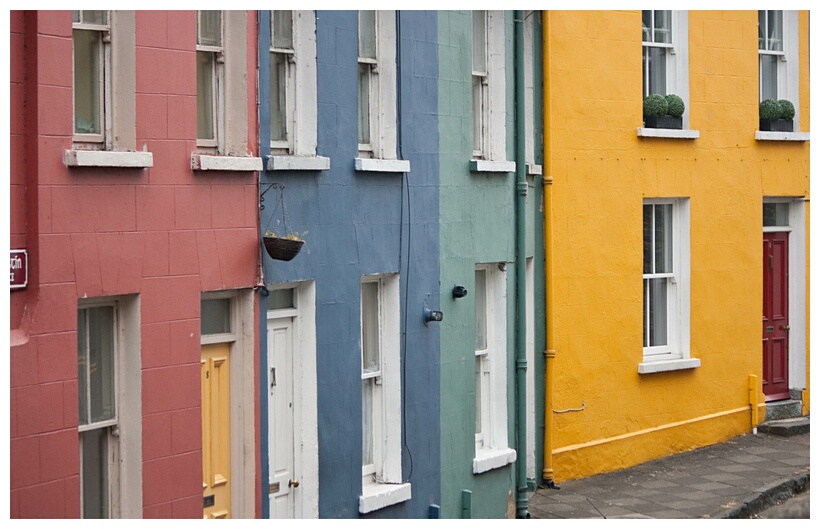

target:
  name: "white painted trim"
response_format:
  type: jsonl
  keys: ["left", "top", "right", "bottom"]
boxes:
{"left": 200, "top": 289, "right": 255, "bottom": 518}
{"left": 755, "top": 131, "right": 810, "bottom": 141}
{"left": 65, "top": 149, "right": 153, "bottom": 168}
{"left": 266, "top": 281, "right": 319, "bottom": 519}
{"left": 638, "top": 357, "right": 700, "bottom": 374}
{"left": 355, "top": 158, "right": 410, "bottom": 173}
{"left": 672, "top": 12, "right": 690, "bottom": 129}
{"left": 763, "top": 198, "right": 808, "bottom": 392}
{"left": 783, "top": 11, "right": 800, "bottom": 130}
{"left": 525, "top": 258, "right": 536, "bottom": 482}
{"left": 642, "top": 199, "right": 690, "bottom": 363}
{"left": 526, "top": 163, "right": 542, "bottom": 176}
{"left": 223, "top": 10, "right": 250, "bottom": 156}
{"left": 524, "top": 13, "right": 535, "bottom": 166}
{"left": 642, "top": 11, "right": 691, "bottom": 129}
{"left": 474, "top": 264, "right": 510, "bottom": 462}
{"left": 78, "top": 295, "right": 142, "bottom": 518}
{"left": 110, "top": 11, "right": 137, "bottom": 151}
{"left": 786, "top": 200, "right": 807, "bottom": 392}
{"left": 191, "top": 154, "right": 263, "bottom": 172}
{"left": 267, "top": 155, "right": 330, "bottom": 171}
{"left": 470, "top": 159, "right": 515, "bottom": 173}
{"left": 357, "top": 11, "right": 398, "bottom": 160}
{"left": 296, "top": 11, "right": 318, "bottom": 156}
{"left": 360, "top": 274, "right": 404, "bottom": 502}
{"left": 473, "top": 447, "right": 516, "bottom": 474}
{"left": 637, "top": 128, "right": 700, "bottom": 139}
{"left": 359, "top": 482, "right": 411, "bottom": 514}
{"left": 487, "top": 11, "right": 506, "bottom": 162}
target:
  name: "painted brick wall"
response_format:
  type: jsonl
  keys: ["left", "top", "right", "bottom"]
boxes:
{"left": 437, "top": 10, "right": 545, "bottom": 519}
{"left": 544, "top": 10, "right": 809, "bottom": 481}
{"left": 10, "top": 10, "right": 260, "bottom": 518}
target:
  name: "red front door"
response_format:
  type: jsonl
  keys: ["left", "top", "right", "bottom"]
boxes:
{"left": 762, "top": 232, "right": 790, "bottom": 401}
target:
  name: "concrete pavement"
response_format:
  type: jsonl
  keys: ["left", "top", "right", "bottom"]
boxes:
{"left": 527, "top": 426, "right": 810, "bottom": 519}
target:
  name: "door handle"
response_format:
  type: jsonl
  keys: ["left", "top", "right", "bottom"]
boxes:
{"left": 781, "top": 325, "right": 790, "bottom": 331}
{"left": 288, "top": 479, "right": 300, "bottom": 488}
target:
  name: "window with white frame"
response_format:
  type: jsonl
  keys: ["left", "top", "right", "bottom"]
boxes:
{"left": 472, "top": 11, "right": 488, "bottom": 159}
{"left": 641, "top": 199, "right": 696, "bottom": 373}
{"left": 267, "top": 11, "right": 327, "bottom": 171}
{"left": 355, "top": 11, "right": 408, "bottom": 173}
{"left": 641, "top": 11, "right": 691, "bottom": 129}
{"left": 270, "top": 11, "right": 294, "bottom": 153}
{"left": 196, "top": 10, "right": 222, "bottom": 149}
{"left": 759, "top": 10, "right": 784, "bottom": 102}
{"left": 758, "top": 11, "right": 801, "bottom": 127}
{"left": 78, "top": 298, "right": 141, "bottom": 518}
{"left": 67, "top": 11, "right": 150, "bottom": 167}
{"left": 473, "top": 264, "right": 516, "bottom": 474}
{"left": 192, "top": 11, "right": 261, "bottom": 171}
{"left": 73, "top": 10, "right": 108, "bottom": 143}
{"left": 470, "top": 11, "right": 513, "bottom": 172}
{"left": 359, "top": 274, "right": 410, "bottom": 513}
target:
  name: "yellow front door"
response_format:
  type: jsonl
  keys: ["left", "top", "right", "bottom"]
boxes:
{"left": 201, "top": 343, "right": 231, "bottom": 519}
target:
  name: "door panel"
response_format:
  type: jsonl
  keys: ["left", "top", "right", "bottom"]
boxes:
{"left": 762, "top": 232, "right": 789, "bottom": 401}
{"left": 201, "top": 343, "right": 231, "bottom": 518}
{"left": 268, "top": 318, "right": 296, "bottom": 518}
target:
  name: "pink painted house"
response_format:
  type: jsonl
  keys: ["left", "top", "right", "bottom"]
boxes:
{"left": 10, "top": 10, "right": 263, "bottom": 518}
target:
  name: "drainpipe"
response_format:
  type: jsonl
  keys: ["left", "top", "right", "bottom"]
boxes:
{"left": 513, "top": 9, "right": 529, "bottom": 519}
{"left": 541, "top": 11, "right": 557, "bottom": 490}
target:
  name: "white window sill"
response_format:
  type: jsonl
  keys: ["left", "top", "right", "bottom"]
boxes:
{"left": 472, "top": 447, "right": 516, "bottom": 474}
{"left": 470, "top": 159, "right": 516, "bottom": 173}
{"left": 64, "top": 149, "right": 154, "bottom": 168}
{"left": 527, "top": 163, "right": 542, "bottom": 176}
{"left": 354, "top": 158, "right": 411, "bottom": 173}
{"left": 755, "top": 131, "right": 810, "bottom": 142}
{"left": 637, "top": 128, "right": 700, "bottom": 139}
{"left": 191, "top": 154, "right": 263, "bottom": 172}
{"left": 359, "top": 482, "right": 412, "bottom": 514}
{"left": 638, "top": 357, "right": 701, "bottom": 374}
{"left": 267, "top": 155, "right": 330, "bottom": 171}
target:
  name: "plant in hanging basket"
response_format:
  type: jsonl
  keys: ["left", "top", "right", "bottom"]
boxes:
{"left": 263, "top": 230, "right": 307, "bottom": 261}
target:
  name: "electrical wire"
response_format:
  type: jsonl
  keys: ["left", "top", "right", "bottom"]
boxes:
{"left": 396, "top": 10, "right": 414, "bottom": 482}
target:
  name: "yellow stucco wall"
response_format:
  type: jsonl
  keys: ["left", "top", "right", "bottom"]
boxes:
{"left": 543, "top": 10, "right": 809, "bottom": 482}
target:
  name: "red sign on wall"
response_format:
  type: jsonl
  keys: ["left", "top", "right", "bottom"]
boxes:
{"left": 10, "top": 250, "right": 27, "bottom": 289}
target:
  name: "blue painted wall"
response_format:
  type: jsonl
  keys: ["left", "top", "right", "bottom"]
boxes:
{"left": 258, "top": 10, "right": 441, "bottom": 519}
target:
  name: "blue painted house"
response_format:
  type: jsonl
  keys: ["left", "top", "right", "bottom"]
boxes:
{"left": 257, "top": 10, "right": 441, "bottom": 519}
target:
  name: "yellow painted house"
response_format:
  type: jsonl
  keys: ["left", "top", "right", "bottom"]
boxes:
{"left": 541, "top": 10, "right": 809, "bottom": 483}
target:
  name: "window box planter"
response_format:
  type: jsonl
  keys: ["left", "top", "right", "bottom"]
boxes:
{"left": 644, "top": 115, "right": 683, "bottom": 130}
{"left": 263, "top": 236, "right": 304, "bottom": 261}
{"left": 759, "top": 119, "right": 793, "bottom": 132}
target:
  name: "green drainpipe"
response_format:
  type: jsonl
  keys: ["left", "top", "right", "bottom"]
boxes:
{"left": 513, "top": 9, "right": 530, "bottom": 519}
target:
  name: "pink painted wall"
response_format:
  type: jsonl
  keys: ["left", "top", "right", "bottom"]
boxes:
{"left": 9, "top": 11, "right": 261, "bottom": 518}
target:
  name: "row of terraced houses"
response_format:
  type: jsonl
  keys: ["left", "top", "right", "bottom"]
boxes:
{"left": 9, "top": 10, "right": 809, "bottom": 519}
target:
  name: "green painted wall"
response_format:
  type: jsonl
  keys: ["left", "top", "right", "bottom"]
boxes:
{"left": 437, "top": 10, "right": 545, "bottom": 518}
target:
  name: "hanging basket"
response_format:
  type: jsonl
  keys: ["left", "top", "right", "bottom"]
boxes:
{"left": 263, "top": 236, "right": 304, "bottom": 261}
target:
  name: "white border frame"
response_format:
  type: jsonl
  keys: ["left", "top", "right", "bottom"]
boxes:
{"left": 201, "top": 289, "right": 256, "bottom": 518}
{"left": 763, "top": 197, "right": 807, "bottom": 393}
{"left": 267, "top": 281, "right": 319, "bottom": 519}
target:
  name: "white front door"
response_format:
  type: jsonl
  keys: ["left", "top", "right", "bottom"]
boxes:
{"left": 268, "top": 317, "right": 297, "bottom": 518}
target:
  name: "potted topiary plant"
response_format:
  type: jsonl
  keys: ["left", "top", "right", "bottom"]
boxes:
{"left": 759, "top": 98, "right": 794, "bottom": 132}
{"left": 643, "top": 93, "right": 684, "bottom": 130}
